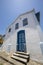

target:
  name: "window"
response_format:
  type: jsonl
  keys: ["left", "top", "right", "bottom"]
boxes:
{"left": 23, "top": 18, "right": 28, "bottom": 26}
{"left": 8, "top": 28, "right": 11, "bottom": 32}
{"left": 15, "top": 23, "right": 19, "bottom": 29}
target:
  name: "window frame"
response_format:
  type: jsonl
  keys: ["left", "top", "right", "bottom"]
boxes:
{"left": 23, "top": 18, "right": 28, "bottom": 26}
{"left": 8, "top": 28, "right": 11, "bottom": 32}
{"left": 15, "top": 23, "right": 19, "bottom": 30}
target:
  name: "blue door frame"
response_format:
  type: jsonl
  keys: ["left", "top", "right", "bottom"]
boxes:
{"left": 17, "top": 30, "right": 26, "bottom": 52}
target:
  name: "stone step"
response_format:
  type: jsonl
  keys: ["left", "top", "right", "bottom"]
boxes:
{"left": 13, "top": 53, "right": 29, "bottom": 59}
{"left": 15, "top": 51, "right": 29, "bottom": 56}
{"left": 11, "top": 55, "right": 27, "bottom": 64}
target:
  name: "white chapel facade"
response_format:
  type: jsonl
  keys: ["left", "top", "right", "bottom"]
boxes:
{"left": 0, "top": 9, "right": 43, "bottom": 63}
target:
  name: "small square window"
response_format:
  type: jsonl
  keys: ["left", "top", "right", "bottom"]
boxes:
{"left": 8, "top": 28, "right": 11, "bottom": 32}
{"left": 23, "top": 18, "right": 28, "bottom": 26}
{"left": 15, "top": 23, "right": 19, "bottom": 30}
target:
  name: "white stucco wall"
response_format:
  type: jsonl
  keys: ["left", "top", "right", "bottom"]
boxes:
{"left": 2, "top": 9, "right": 43, "bottom": 63}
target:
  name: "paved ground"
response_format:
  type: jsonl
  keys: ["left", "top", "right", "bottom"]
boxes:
{"left": 0, "top": 51, "right": 43, "bottom": 65}
{"left": 27, "top": 60, "right": 43, "bottom": 65}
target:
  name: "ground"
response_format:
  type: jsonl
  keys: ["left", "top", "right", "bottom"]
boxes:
{"left": 0, "top": 51, "right": 43, "bottom": 65}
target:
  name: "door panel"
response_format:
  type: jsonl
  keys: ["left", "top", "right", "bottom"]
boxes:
{"left": 17, "top": 30, "right": 26, "bottom": 52}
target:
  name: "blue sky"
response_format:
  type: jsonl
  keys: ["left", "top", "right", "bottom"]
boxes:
{"left": 0, "top": 0, "right": 43, "bottom": 34}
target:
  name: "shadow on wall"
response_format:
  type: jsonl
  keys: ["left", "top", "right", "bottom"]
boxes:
{"left": 40, "top": 42, "right": 43, "bottom": 55}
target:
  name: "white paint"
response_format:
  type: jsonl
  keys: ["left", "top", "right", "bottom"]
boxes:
{"left": 2, "top": 9, "right": 43, "bottom": 63}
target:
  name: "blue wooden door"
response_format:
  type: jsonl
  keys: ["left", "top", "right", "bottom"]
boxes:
{"left": 17, "top": 30, "right": 26, "bottom": 52}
